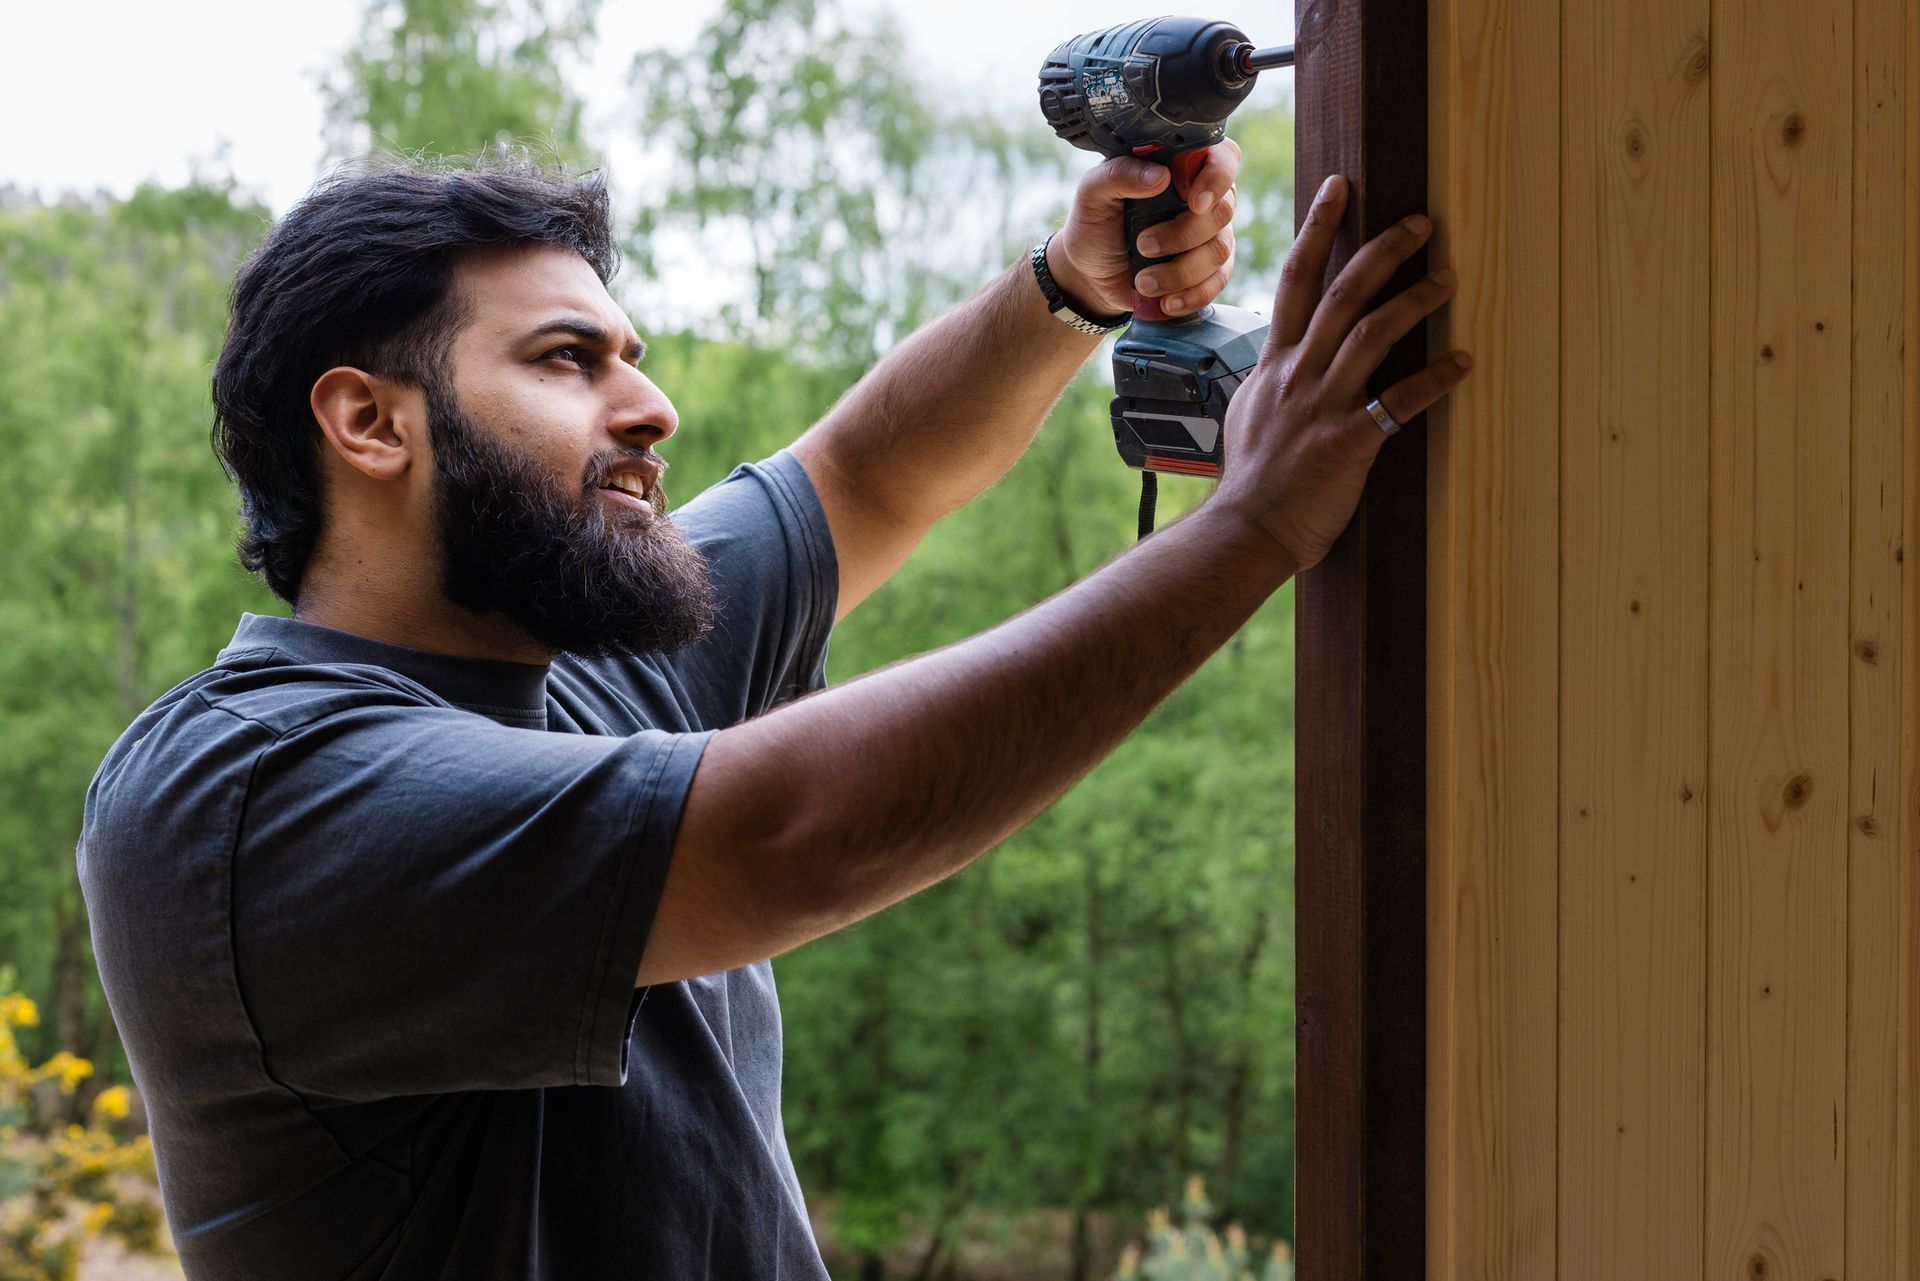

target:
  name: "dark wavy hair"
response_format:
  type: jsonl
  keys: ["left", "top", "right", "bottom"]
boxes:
{"left": 211, "top": 153, "right": 618, "bottom": 605}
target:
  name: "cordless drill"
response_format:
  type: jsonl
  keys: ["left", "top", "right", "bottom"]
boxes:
{"left": 1038, "top": 17, "right": 1293, "bottom": 529}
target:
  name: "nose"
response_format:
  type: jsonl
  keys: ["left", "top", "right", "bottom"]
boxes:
{"left": 608, "top": 366, "right": 679, "bottom": 446}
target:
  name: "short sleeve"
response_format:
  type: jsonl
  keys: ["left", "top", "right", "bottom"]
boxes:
{"left": 604, "top": 449, "right": 837, "bottom": 726}
{"left": 225, "top": 698, "right": 710, "bottom": 1102}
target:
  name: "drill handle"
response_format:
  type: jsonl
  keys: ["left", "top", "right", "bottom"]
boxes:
{"left": 1124, "top": 147, "right": 1211, "bottom": 323}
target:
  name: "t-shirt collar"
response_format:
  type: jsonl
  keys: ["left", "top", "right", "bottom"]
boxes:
{"left": 220, "top": 613, "right": 550, "bottom": 723}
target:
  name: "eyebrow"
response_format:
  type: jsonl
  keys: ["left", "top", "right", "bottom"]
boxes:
{"left": 523, "top": 316, "right": 646, "bottom": 365}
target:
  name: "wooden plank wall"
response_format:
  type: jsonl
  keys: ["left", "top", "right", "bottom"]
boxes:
{"left": 1423, "top": 0, "right": 1920, "bottom": 1273}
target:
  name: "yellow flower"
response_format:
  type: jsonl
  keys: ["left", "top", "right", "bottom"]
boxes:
{"left": 92, "top": 1085, "right": 132, "bottom": 1120}
{"left": 0, "top": 994, "right": 38, "bottom": 1028}
{"left": 34, "top": 1050, "right": 94, "bottom": 1094}
{"left": 82, "top": 1201, "right": 114, "bottom": 1236}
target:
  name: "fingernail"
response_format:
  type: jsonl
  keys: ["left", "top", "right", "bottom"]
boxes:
{"left": 1137, "top": 272, "right": 1157, "bottom": 294}
{"left": 1432, "top": 267, "right": 1456, "bottom": 287}
{"left": 1405, "top": 214, "right": 1431, "bottom": 236}
{"left": 1193, "top": 189, "right": 1216, "bottom": 213}
{"left": 1138, "top": 235, "right": 1160, "bottom": 256}
{"left": 1452, "top": 352, "right": 1472, "bottom": 370}
{"left": 1165, "top": 294, "right": 1185, "bottom": 314}
{"left": 1320, "top": 175, "right": 1343, "bottom": 198}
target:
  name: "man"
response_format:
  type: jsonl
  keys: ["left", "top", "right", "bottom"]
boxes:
{"left": 79, "top": 150, "right": 1466, "bottom": 1278}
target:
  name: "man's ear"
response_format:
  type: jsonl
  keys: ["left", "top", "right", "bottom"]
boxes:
{"left": 310, "top": 367, "right": 421, "bottom": 481}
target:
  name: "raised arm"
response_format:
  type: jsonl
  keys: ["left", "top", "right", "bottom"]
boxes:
{"left": 789, "top": 145, "right": 1244, "bottom": 622}
{"left": 639, "top": 177, "right": 1473, "bottom": 986}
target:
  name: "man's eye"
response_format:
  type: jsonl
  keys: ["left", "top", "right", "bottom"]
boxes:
{"left": 545, "top": 345, "right": 587, "bottom": 367}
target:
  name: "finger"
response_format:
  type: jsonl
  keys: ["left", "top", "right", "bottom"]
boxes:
{"left": 1136, "top": 184, "right": 1236, "bottom": 259}
{"left": 1185, "top": 136, "right": 1242, "bottom": 214}
{"left": 1136, "top": 230, "right": 1234, "bottom": 300}
{"left": 1299, "top": 213, "right": 1433, "bottom": 366}
{"left": 1273, "top": 175, "right": 1348, "bottom": 351}
{"left": 1159, "top": 243, "right": 1237, "bottom": 317}
{"left": 1323, "top": 267, "right": 1457, "bottom": 399}
{"left": 1351, "top": 352, "right": 1473, "bottom": 444}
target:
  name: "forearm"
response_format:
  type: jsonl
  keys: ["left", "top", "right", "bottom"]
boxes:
{"left": 794, "top": 252, "right": 1101, "bottom": 529}
{"left": 652, "top": 503, "right": 1293, "bottom": 981}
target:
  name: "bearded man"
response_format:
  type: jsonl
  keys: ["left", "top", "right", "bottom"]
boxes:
{"left": 78, "top": 152, "right": 1466, "bottom": 1279}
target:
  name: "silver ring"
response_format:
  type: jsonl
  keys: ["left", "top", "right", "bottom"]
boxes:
{"left": 1365, "top": 397, "right": 1403, "bottom": 437}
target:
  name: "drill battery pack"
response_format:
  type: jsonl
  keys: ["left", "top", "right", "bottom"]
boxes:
{"left": 1109, "top": 303, "right": 1268, "bottom": 478}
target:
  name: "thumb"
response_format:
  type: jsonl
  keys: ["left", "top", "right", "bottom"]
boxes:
{"left": 1079, "top": 156, "right": 1172, "bottom": 210}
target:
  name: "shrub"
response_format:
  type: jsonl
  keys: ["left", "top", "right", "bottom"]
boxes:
{"left": 0, "top": 991, "right": 169, "bottom": 1281}
{"left": 1114, "top": 1176, "right": 1293, "bottom": 1281}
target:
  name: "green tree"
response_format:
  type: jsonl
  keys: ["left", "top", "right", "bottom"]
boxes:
{"left": 322, "top": 0, "right": 601, "bottom": 164}
{"left": 0, "top": 182, "right": 276, "bottom": 1102}
{"left": 630, "top": 0, "right": 1070, "bottom": 367}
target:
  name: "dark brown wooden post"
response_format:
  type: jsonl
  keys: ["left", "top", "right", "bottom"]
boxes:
{"left": 1292, "top": 0, "right": 1429, "bottom": 1276}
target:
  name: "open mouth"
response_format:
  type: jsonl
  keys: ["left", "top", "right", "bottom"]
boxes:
{"left": 599, "top": 473, "right": 657, "bottom": 514}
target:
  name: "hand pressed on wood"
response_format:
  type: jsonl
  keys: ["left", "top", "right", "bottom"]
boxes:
{"left": 1210, "top": 174, "right": 1473, "bottom": 574}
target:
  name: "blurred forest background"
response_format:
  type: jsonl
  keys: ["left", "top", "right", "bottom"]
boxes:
{"left": 0, "top": 0, "right": 1297, "bottom": 1276}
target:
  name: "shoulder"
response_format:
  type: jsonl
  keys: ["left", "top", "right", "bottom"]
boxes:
{"left": 82, "top": 653, "right": 450, "bottom": 860}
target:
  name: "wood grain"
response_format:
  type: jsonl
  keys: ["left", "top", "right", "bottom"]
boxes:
{"left": 1555, "top": 2, "right": 1711, "bottom": 1276}
{"left": 1424, "top": 0, "right": 1561, "bottom": 1273}
{"left": 1845, "top": 0, "right": 1915, "bottom": 1271}
{"left": 1706, "top": 0, "right": 1854, "bottom": 1274}
{"left": 1292, "top": 0, "right": 1432, "bottom": 1273}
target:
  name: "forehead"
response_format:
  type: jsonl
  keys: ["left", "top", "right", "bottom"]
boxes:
{"left": 450, "top": 243, "right": 634, "bottom": 346}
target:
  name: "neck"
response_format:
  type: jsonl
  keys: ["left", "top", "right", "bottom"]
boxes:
{"left": 293, "top": 556, "right": 553, "bottom": 666}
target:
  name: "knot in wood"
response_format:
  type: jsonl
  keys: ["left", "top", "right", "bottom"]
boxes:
{"left": 1783, "top": 772, "right": 1812, "bottom": 810}
{"left": 1779, "top": 111, "right": 1808, "bottom": 147}
{"left": 1681, "top": 37, "right": 1710, "bottom": 85}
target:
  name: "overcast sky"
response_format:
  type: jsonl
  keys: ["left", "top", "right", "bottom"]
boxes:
{"left": 0, "top": 1, "right": 1293, "bottom": 213}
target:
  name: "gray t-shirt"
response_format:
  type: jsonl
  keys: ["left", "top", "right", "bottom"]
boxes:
{"left": 78, "top": 450, "right": 838, "bottom": 1280}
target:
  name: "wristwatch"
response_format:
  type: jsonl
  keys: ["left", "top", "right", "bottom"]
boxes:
{"left": 1030, "top": 233, "right": 1132, "bottom": 335}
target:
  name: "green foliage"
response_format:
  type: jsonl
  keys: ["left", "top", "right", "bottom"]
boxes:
{"left": 629, "top": 0, "right": 1070, "bottom": 364}
{"left": 322, "top": 0, "right": 601, "bottom": 164}
{"left": 0, "top": 182, "right": 278, "bottom": 1081}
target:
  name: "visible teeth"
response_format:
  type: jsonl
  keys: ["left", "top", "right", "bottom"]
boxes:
{"left": 605, "top": 474, "right": 648, "bottom": 498}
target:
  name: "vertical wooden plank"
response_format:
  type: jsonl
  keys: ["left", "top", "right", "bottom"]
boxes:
{"left": 1706, "top": 0, "right": 1853, "bottom": 1273}
{"left": 1846, "top": 0, "right": 1915, "bottom": 1271}
{"left": 1424, "top": 0, "right": 1560, "bottom": 1272}
{"left": 1556, "top": 1, "right": 1710, "bottom": 1276}
{"left": 1905, "top": 4, "right": 1920, "bottom": 1266}
{"left": 1292, "top": 0, "right": 1430, "bottom": 1274}
{"left": 1889, "top": 0, "right": 1920, "bottom": 1268}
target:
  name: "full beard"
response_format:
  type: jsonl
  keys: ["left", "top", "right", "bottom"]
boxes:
{"left": 426, "top": 381, "right": 717, "bottom": 659}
